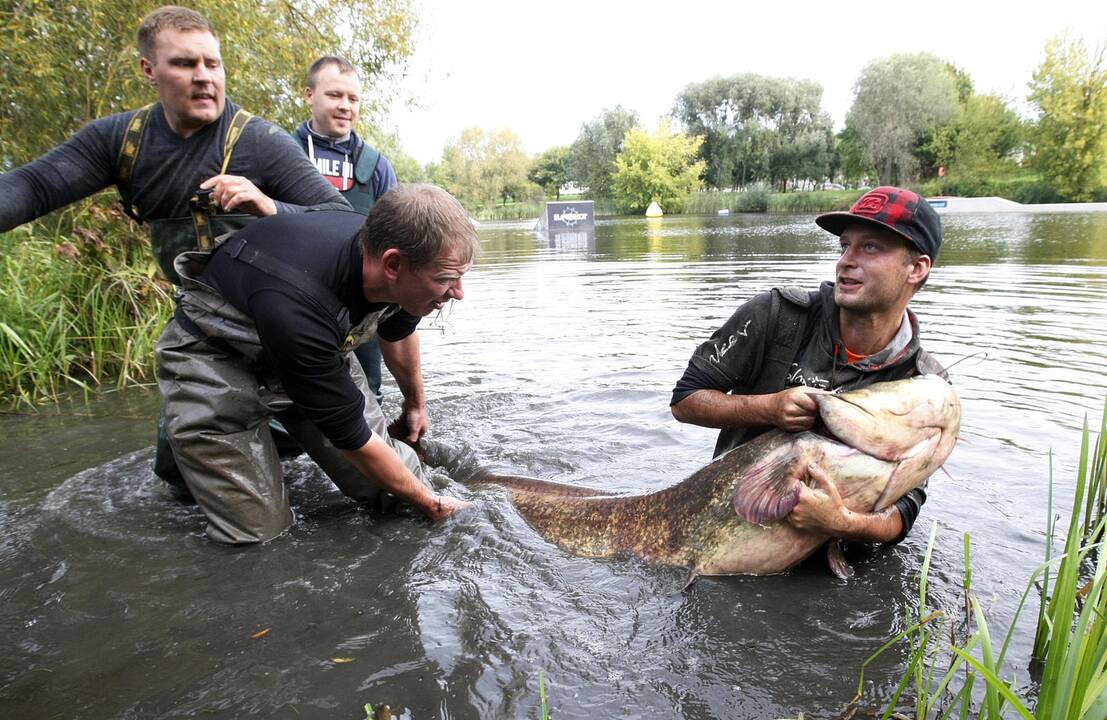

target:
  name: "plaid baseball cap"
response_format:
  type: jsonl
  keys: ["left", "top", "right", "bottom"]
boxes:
{"left": 815, "top": 186, "right": 942, "bottom": 262}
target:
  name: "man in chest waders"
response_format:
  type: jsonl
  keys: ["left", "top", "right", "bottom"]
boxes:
{"left": 0, "top": 6, "right": 349, "bottom": 491}
{"left": 157, "top": 184, "right": 476, "bottom": 543}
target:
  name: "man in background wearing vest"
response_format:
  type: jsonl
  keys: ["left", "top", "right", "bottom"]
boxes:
{"left": 0, "top": 6, "right": 349, "bottom": 487}
{"left": 295, "top": 55, "right": 399, "bottom": 406}
{"left": 670, "top": 186, "right": 946, "bottom": 547}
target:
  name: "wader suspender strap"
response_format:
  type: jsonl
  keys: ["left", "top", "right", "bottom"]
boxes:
{"left": 223, "top": 235, "right": 351, "bottom": 333}
{"left": 116, "top": 106, "right": 255, "bottom": 235}
{"left": 353, "top": 144, "right": 380, "bottom": 210}
{"left": 190, "top": 109, "right": 255, "bottom": 250}
{"left": 116, "top": 104, "right": 155, "bottom": 222}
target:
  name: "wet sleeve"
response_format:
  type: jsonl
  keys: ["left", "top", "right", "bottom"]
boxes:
{"left": 248, "top": 288, "right": 372, "bottom": 450}
{"left": 377, "top": 309, "right": 420, "bottom": 342}
{"left": 890, "top": 486, "right": 928, "bottom": 544}
{"left": 242, "top": 120, "right": 352, "bottom": 214}
{"left": 0, "top": 116, "right": 121, "bottom": 231}
{"left": 670, "top": 292, "right": 773, "bottom": 406}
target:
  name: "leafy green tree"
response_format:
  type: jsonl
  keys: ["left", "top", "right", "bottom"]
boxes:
{"left": 673, "top": 74, "right": 834, "bottom": 190}
{"left": 569, "top": 106, "right": 639, "bottom": 198}
{"left": 835, "top": 120, "right": 875, "bottom": 184}
{"left": 436, "top": 127, "right": 534, "bottom": 209}
{"left": 848, "top": 53, "right": 959, "bottom": 185}
{"left": 0, "top": 0, "right": 416, "bottom": 169}
{"left": 923, "top": 93, "right": 1023, "bottom": 177}
{"left": 1028, "top": 35, "right": 1107, "bottom": 201}
{"left": 611, "top": 120, "right": 705, "bottom": 213}
{"left": 528, "top": 146, "right": 571, "bottom": 199}
{"left": 361, "top": 126, "right": 426, "bottom": 183}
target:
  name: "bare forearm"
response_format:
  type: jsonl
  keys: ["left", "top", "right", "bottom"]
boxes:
{"left": 825, "top": 505, "right": 904, "bottom": 543}
{"left": 342, "top": 434, "right": 437, "bottom": 514}
{"left": 671, "top": 389, "right": 775, "bottom": 428}
{"left": 381, "top": 334, "right": 425, "bottom": 406}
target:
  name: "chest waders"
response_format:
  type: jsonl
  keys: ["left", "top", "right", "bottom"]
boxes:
{"left": 117, "top": 105, "right": 257, "bottom": 284}
{"left": 119, "top": 106, "right": 306, "bottom": 485}
{"left": 155, "top": 240, "right": 423, "bottom": 544}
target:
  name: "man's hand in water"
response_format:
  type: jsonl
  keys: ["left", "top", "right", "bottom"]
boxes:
{"left": 423, "top": 493, "right": 472, "bottom": 521}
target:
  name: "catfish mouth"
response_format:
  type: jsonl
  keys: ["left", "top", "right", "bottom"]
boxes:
{"left": 813, "top": 390, "right": 945, "bottom": 463}
{"left": 808, "top": 398, "right": 855, "bottom": 446}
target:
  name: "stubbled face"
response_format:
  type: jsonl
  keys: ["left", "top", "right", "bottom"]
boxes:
{"left": 394, "top": 249, "right": 470, "bottom": 317}
{"left": 141, "top": 29, "right": 225, "bottom": 136}
{"left": 833, "top": 224, "right": 919, "bottom": 314}
{"left": 305, "top": 64, "right": 361, "bottom": 138}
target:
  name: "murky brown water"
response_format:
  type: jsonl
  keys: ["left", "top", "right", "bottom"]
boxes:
{"left": 3, "top": 210, "right": 1107, "bottom": 718}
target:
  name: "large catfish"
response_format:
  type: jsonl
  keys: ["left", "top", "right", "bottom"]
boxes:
{"left": 475, "top": 375, "right": 960, "bottom": 577}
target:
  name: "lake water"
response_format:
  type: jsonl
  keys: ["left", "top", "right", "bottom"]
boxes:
{"left": 2, "top": 211, "right": 1107, "bottom": 718}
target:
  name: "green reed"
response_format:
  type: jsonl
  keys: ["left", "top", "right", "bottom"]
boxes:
{"left": 766, "top": 189, "right": 863, "bottom": 214}
{"left": 0, "top": 201, "right": 173, "bottom": 408}
{"left": 853, "top": 400, "right": 1107, "bottom": 719}
{"left": 683, "top": 186, "right": 771, "bottom": 214}
{"left": 470, "top": 200, "right": 547, "bottom": 222}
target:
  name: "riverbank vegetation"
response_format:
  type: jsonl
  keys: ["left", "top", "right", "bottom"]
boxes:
{"left": 439, "top": 36, "right": 1105, "bottom": 218}
{"left": 0, "top": 200, "right": 171, "bottom": 407}
{"left": 850, "top": 402, "right": 1107, "bottom": 718}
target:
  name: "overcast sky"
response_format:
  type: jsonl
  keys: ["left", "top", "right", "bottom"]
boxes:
{"left": 382, "top": 0, "right": 1107, "bottom": 165}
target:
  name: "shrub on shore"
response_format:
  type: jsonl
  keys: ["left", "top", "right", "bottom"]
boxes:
{"left": 0, "top": 198, "right": 172, "bottom": 407}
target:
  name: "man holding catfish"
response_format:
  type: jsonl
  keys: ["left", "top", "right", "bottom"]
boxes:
{"left": 671, "top": 186, "right": 948, "bottom": 547}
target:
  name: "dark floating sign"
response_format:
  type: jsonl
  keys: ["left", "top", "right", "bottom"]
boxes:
{"left": 541, "top": 201, "right": 595, "bottom": 231}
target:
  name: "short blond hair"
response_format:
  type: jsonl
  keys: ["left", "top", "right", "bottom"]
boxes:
{"left": 306, "top": 56, "right": 358, "bottom": 89}
{"left": 361, "top": 184, "right": 480, "bottom": 269}
{"left": 137, "top": 6, "right": 218, "bottom": 60}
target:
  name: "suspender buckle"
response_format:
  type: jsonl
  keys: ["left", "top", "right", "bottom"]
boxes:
{"left": 190, "top": 188, "right": 214, "bottom": 211}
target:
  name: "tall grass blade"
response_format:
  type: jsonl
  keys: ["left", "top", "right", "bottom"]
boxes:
{"left": 946, "top": 648, "right": 1036, "bottom": 720}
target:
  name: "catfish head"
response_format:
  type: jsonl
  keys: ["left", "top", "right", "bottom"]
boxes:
{"left": 732, "top": 375, "right": 960, "bottom": 528}
{"left": 815, "top": 374, "right": 960, "bottom": 510}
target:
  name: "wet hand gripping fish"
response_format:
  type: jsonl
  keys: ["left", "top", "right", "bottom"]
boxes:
{"left": 475, "top": 375, "right": 960, "bottom": 577}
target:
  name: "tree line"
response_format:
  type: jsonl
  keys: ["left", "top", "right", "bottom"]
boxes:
{"left": 430, "top": 36, "right": 1106, "bottom": 212}
{"left": 1, "top": 2, "right": 1104, "bottom": 214}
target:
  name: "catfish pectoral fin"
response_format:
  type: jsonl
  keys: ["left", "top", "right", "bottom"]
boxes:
{"left": 731, "top": 442, "right": 803, "bottom": 524}
{"left": 681, "top": 570, "right": 699, "bottom": 592}
{"left": 827, "top": 539, "right": 855, "bottom": 580}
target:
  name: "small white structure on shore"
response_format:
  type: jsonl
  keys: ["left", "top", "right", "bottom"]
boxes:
{"left": 928, "top": 196, "right": 1107, "bottom": 214}
{"left": 645, "top": 201, "right": 663, "bottom": 217}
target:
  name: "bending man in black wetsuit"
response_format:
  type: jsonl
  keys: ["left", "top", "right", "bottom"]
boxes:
{"left": 671, "top": 186, "right": 946, "bottom": 545}
{"left": 158, "top": 184, "right": 477, "bottom": 544}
